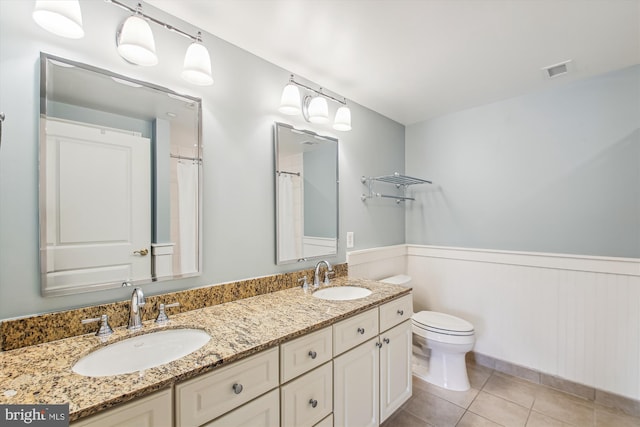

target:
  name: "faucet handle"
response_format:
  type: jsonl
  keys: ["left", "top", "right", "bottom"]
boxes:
{"left": 82, "top": 314, "right": 113, "bottom": 337}
{"left": 298, "top": 276, "right": 309, "bottom": 291}
{"left": 323, "top": 270, "right": 335, "bottom": 285}
{"left": 155, "top": 302, "right": 180, "bottom": 324}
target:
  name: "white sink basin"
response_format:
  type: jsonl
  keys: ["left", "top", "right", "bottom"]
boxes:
{"left": 313, "top": 286, "right": 372, "bottom": 301}
{"left": 72, "top": 328, "right": 210, "bottom": 377}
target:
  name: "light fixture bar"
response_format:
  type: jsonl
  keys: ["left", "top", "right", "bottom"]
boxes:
{"left": 106, "top": 0, "right": 200, "bottom": 42}
{"left": 287, "top": 75, "right": 346, "bottom": 106}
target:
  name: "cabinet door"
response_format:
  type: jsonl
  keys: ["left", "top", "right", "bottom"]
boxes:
{"left": 71, "top": 389, "right": 171, "bottom": 427}
{"left": 334, "top": 338, "right": 379, "bottom": 427}
{"left": 203, "top": 389, "right": 279, "bottom": 427}
{"left": 379, "top": 320, "right": 412, "bottom": 422}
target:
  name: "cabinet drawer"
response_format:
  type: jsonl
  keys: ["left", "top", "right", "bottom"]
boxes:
{"left": 176, "top": 347, "right": 279, "bottom": 427}
{"left": 379, "top": 294, "right": 413, "bottom": 332}
{"left": 71, "top": 389, "right": 172, "bottom": 427}
{"left": 203, "top": 389, "right": 279, "bottom": 427}
{"left": 333, "top": 308, "right": 378, "bottom": 356}
{"left": 281, "top": 362, "right": 333, "bottom": 427}
{"left": 281, "top": 326, "right": 332, "bottom": 383}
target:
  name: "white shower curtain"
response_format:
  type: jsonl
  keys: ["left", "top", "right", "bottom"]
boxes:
{"left": 177, "top": 162, "right": 198, "bottom": 274}
{"left": 278, "top": 174, "right": 299, "bottom": 260}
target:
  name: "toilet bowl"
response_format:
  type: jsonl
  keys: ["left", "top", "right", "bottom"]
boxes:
{"left": 412, "top": 311, "right": 475, "bottom": 391}
{"left": 380, "top": 275, "right": 475, "bottom": 391}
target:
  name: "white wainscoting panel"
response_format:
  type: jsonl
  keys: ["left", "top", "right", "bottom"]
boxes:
{"left": 346, "top": 245, "right": 408, "bottom": 281}
{"left": 406, "top": 245, "right": 640, "bottom": 400}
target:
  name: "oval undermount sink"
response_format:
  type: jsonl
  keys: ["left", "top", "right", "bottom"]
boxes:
{"left": 72, "top": 328, "right": 210, "bottom": 377}
{"left": 313, "top": 286, "right": 372, "bottom": 301}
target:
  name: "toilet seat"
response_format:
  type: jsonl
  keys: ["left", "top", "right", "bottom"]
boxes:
{"left": 412, "top": 311, "right": 474, "bottom": 336}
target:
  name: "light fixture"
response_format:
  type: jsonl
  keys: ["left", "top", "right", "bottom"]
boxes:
{"left": 33, "top": 0, "right": 215, "bottom": 85}
{"left": 333, "top": 104, "right": 352, "bottom": 131}
{"left": 116, "top": 5, "right": 157, "bottom": 66}
{"left": 279, "top": 75, "right": 352, "bottom": 131}
{"left": 305, "top": 94, "right": 329, "bottom": 124}
{"left": 181, "top": 33, "right": 214, "bottom": 86}
{"left": 33, "top": 0, "right": 84, "bottom": 39}
{"left": 278, "top": 77, "right": 301, "bottom": 115}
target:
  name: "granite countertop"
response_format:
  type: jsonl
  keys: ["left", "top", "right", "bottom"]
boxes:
{"left": 0, "top": 277, "right": 410, "bottom": 422}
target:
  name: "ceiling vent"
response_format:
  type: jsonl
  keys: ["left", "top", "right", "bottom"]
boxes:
{"left": 542, "top": 60, "right": 573, "bottom": 79}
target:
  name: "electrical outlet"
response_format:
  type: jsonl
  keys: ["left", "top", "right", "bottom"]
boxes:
{"left": 346, "top": 232, "right": 354, "bottom": 248}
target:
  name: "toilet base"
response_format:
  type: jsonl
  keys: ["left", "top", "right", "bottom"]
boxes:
{"left": 412, "top": 349, "right": 471, "bottom": 391}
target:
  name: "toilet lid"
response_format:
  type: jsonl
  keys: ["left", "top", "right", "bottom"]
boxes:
{"left": 412, "top": 311, "right": 474, "bottom": 334}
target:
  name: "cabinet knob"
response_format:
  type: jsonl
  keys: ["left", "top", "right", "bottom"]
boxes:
{"left": 357, "top": 327, "right": 365, "bottom": 335}
{"left": 383, "top": 337, "right": 390, "bottom": 344}
{"left": 308, "top": 350, "right": 317, "bottom": 359}
{"left": 232, "top": 383, "right": 243, "bottom": 394}
{"left": 376, "top": 341, "right": 383, "bottom": 348}
{"left": 397, "top": 309, "right": 404, "bottom": 316}
{"left": 309, "top": 399, "right": 318, "bottom": 408}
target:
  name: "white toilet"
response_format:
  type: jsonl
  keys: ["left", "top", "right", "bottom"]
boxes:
{"left": 380, "top": 275, "right": 475, "bottom": 391}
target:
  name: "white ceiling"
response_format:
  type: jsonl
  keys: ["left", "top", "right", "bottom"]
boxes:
{"left": 147, "top": 0, "right": 640, "bottom": 125}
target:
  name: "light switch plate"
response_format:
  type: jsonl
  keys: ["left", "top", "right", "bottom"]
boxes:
{"left": 346, "top": 232, "right": 354, "bottom": 248}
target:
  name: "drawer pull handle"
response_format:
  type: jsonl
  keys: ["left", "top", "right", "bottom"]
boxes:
{"left": 383, "top": 337, "right": 390, "bottom": 344}
{"left": 232, "top": 383, "right": 243, "bottom": 394}
{"left": 357, "top": 327, "right": 365, "bottom": 335}
{"left": 397, "top": 309, "right": 404, "bottom": 316}
{"left": 376, "top": 342, "right": 383, "bottom": 348}
{"left": 309, "top": 399, "right": 318, "bottom": 408}
{"left": 308, "top": 350, "right": 317, "bottom": 359}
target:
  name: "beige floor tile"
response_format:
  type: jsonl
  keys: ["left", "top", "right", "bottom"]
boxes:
{"left": 469, "top": 391, "right": 530, "bottom": 427}
{"left": 526, "top": 411, "right": 573, "bottom": 427}
{"left": 484, "top": 372, "right": 541, "bottom": 409}
{"left": 404, "top": 390, "right": 465, "bottom": 427}
{"left": 595, "top": 406, "right": 640, "bottom": 427}
{"left": 533, "top": 387, "right": 594, "bottom": 426}
{"left": 467, "top": 363, "right": 494, "bottom": 390}
{"left": 458, "top": 411, "right": 504, "bottom": 427}
{"left": 381, "top": 409, "right": 435, "bottom": 427}
{"left": 413, "top": 375, "right": 480, "bottom": 409}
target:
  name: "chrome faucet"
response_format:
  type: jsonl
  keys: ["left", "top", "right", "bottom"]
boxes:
{"left": 128, "top": 287, "right": 146, "bottom": 330}
{"left": 314, "top": 260, "right": 333, "bottom": 288}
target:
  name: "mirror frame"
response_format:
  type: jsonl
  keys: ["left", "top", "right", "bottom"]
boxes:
{"left": 274, "top": 122, "right": 339, "bottom": 265}
{"left": 39, "top": 52, "right": 203, "bottom": 296}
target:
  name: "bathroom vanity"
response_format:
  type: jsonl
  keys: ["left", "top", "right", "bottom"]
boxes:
{"left": 0, "top": 278, "right": 412, "bottom": 426}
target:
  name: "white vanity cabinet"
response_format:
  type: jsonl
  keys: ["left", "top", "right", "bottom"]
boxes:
{"left": 70, "top": 292, "right": 412, "bottom": 427}
{"left": 71, "top": 389, "right": 172, "bottom": 427}
{"left": 333, "top": 294, "right": 413, "bottom": 427}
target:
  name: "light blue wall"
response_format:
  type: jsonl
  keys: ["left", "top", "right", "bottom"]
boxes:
{"left": 0, "top": 0, "right": 405, "bottom": 319}
{"left": 406, "top": 65, "right": 640, "bottom": 258}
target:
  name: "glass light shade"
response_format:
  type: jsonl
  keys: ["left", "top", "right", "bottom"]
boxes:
{"left": 308, "top": 96, "right": 329, "bottom": 123}
{"left": 278, "top": 84, "right": 301, "bottom": 115}
{"left": 117, "top": 15, "right": 158, "bottom": 66}
{"left": 33, "top": 0, "right": 84, "bottom": 39}
{"left": 333, "top": 105, "right": 352, "bottom": 131}
{"left": 181, "top": 42, "right": 213, "bottom": 86}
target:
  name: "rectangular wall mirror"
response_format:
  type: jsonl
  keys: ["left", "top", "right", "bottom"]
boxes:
{"left": 39, "top": 53, "right": 202, "bottom": 297}
{"left": 274, "top": 122, "right": 338, "bottom": 264}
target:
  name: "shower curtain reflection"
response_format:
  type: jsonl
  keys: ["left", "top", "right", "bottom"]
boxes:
{"left": 176, "top": 161, "right": 199, "bottom": 274}
{"left": 278, "top": 173, "right": 303, "bottom": 260}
